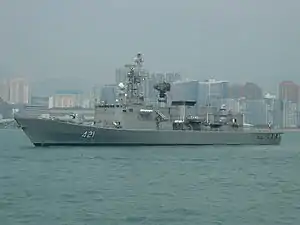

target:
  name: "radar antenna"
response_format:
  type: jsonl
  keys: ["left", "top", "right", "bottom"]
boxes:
{"left": 154, "top": 81, "right": 171, "bottom": 103}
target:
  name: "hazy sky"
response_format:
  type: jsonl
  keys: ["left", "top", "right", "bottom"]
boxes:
{"left": 1, "top": 0, "right": 299, "bottom": 94}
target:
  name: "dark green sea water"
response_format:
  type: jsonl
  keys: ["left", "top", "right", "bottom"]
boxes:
{"left": 0, "top": 129, "right": 300, "bottom": 225}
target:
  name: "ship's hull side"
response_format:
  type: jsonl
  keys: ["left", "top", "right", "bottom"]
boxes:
{"left": 15, "top": 117, "right": 283, "bottom": 146}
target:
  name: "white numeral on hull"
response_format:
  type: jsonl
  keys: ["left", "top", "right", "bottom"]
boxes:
{"left": 82, "top": 131, "right": 95, "bottom": 138}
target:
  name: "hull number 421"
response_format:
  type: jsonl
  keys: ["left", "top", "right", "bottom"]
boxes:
{"left": 82, "top": 131, "right": 95, "bottom": 138}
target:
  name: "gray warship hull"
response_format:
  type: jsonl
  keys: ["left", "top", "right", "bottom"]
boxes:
{"left": 15, "top": 116, "right": 283, "bottom": 146}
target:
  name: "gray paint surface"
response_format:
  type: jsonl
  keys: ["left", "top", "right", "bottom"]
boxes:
{"left": 15, "top": 117, "right": 282, "bottom": 146}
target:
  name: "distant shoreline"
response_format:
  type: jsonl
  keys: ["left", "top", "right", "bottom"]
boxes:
{"left": 281, "top": 129, "right": 300, "bottom": 132}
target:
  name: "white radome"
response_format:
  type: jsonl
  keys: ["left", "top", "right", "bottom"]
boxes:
{"left": 118, "top": 82, "right": 125, "bottom": 89}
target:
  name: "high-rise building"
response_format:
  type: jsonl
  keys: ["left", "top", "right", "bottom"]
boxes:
{"left": 278, "top": 81, "right": 299, "bottom": 127}
{"left": 170, "top": 80, "right": 198, "bottom": 115}
{"left": 264, "top": 93, "right": 276, "bottom": 125}
{"left": 0, "top": 79, "right": 10, "bottom": 102}
{"left": 242, "top": 82, "right": 263, "bottom": 100}
{"left": 115, "top": 68, "right": 128, "bottom": 84}
{"left": 48, "top": 90, "right": 83, "bottom": 108}
{"left": 228, "top": 84, "right": 243, "bottom": 99}
{"left": 279, "top": 81, "right": 299, "bottom": 104}
{"left": 165, "top": 72, "right": 181, "bottom": 83}
{"left": 9, "top": 78, "right": 30, "bottom": 104}
{"left": 198, "top": 79, "right": 229, "bottom": 107}
{"left": 244, "top": 99, "right": 268, "bottom": 125}
{"left": 169, "top": 79, "right": 229, "bottom": 114}
{"left": 100, "top": 84, "right": 117, "bottom": 104}
{"left": 273, "top": 99, "right": 284, "bottom": 128}
{"left": 282, "top": 101, "right": 298, "bottom": 128}
{"left": 91, "top": 85, "right": 103, "bottom": 102}
{"left": 170, "top": 80, "right": 198, "bottom": 102}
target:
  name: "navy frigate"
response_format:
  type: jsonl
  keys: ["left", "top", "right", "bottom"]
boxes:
{"left": 15, "top": 53, "right": 283, "bottom": 146}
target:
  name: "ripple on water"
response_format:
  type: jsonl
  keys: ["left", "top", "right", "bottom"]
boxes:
{"left": 1, "top": 131, "right": 300, "bottom": 224}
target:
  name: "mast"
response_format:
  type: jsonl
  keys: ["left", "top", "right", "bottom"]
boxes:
{"left": 122, "top": 53, "right": 147, "bottom": 105}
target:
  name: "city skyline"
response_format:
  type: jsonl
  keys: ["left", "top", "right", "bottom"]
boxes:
{"left": 1, "top": 74, "right": 300, "bottom": 128}
{"left": 2, "top": 75, "right": 300, "bottom": 98}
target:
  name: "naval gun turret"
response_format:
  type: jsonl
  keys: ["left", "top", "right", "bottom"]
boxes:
{"left": 154, "top": 81, "right": 171, "bottom": 103}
